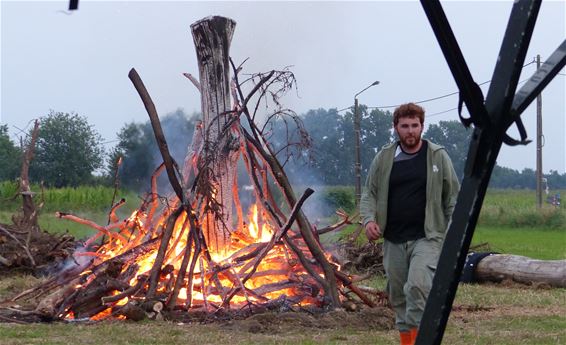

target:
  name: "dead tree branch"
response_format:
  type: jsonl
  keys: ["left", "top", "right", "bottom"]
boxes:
{"left": 128, "top": 68, "right": 184, "bottom": 203}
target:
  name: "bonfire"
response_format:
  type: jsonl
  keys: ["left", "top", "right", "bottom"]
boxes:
{"left": 0, "top": 16, "right": 382, "bottom": 323}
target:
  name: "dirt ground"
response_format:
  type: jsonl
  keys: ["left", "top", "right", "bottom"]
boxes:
{"left": 172, "top": 306, "right": 395, "bottom": 333}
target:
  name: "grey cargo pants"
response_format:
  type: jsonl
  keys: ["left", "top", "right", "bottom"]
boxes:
{"left": 383, "top": 237, "right": 442, "bottom": 331}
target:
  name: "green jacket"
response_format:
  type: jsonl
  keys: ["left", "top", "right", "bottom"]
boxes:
{"left": 360, "top": 140, "right": 460, "bottom": 241}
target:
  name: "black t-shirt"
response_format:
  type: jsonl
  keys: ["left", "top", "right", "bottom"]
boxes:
{"left": 384, "top": 141, "right": 428, "bottom": 243}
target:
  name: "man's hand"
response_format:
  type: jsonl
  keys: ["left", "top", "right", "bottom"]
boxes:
{"left": 365, "top": 221, "right": 382, "bottom": 241}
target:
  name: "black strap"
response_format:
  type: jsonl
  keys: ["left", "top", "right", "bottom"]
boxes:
{"left": 457, "top": 82, "right": 489, "bottom": 128}
{"left": 503, "top": 116, "right": 532, "bottom": 146}
{"left": 457, "top": 82, "right": 531, "bottom": 147}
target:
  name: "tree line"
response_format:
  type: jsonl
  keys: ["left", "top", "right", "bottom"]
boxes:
{"left": 1, "top": 108, "right": 565, "bottom": 191}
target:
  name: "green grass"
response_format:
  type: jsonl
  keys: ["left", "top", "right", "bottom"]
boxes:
{"left": 454, "top": 281, "right": 565, "bottom": 307}
{"left": 336, "top": 225, "right": 565, "bottom": 261}
{"left": 479, "top": 189, "right": 565, "bottom": 228}
{"left": 0, "top": 322, "right": 397, "bottom": 345}
{"left": 472, "top": 226, "right": 566, "bottom": 260}
{"left": 0, "top": 181, "right": 141, "bottom": 212}
{"left": 0, "top": 183, "right": 142, "bottom": 240}
{"left": 0, "top": 280, "right": 563, "bottom": 344}
{"left": 0, "top": 186, "right": 565, "bottom": 344}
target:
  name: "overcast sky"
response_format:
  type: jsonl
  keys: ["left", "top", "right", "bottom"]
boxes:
{"left": 1, "top": 0, "right": 565, "bottom": 174}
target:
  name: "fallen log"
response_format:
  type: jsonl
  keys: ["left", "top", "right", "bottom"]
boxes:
{"left": 475, "top": 254, "right": 566, "bottom": 288}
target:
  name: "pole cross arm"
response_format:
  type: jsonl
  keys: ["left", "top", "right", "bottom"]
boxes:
{"left": 512, "top": 40, "right": 566, "bottom": 116}
{"left": 415, "top": 1, "right": 564, "bottom": 344}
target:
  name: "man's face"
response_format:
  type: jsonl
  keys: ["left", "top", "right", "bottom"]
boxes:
{"left": 395, "top": 116, "right": 423, "bottom": 150}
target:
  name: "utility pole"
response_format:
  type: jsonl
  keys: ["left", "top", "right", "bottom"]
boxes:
{"left": 353, "top": 81, "right": 380, "bottom": 208}
{"left": 354, "top": 97, "right": 361, "bottom": 207}
{"left": 536, "top": 54, "right": 543, "bottom": 209}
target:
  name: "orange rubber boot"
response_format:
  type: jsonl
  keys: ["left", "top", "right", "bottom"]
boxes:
{"left": 399, "top": 331, "right": 413, "bottom": 345}
{"left": 409, "top": 328, "right": 418, "bottom": 344}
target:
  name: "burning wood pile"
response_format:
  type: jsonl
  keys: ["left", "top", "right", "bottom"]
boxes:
{"left": 1, "top": 16, "right": 379, "bottom": 323}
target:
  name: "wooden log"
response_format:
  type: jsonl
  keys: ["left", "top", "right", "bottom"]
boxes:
{"left": 146, "top": 207, "right": 183, "bottom": 298}
{"left": 101, "top": 274, "right": 148, "bottom": 305}
{"left": 334, "top": 270, "right": 375, "bottom": 307}
{"left": 69, "top": 262, "right": 129, "bottom": 319}
{"left": 35, "top": 277, "right": 81, "bottom": 318}
{"left": 184, "top": 226, "right": 202, "bottom": 309}
{"left": 114, "top": 302, "right": 147, "bottom": 321}
{"left": 167, "top": 227, "right": 194, "bottom": 309}
{"left": 475, "top": 254, "right": 566, "bottom": 288}
{"left": 141, "top": 300, "right": 164, "bottom": 313}
{"left": 191, "top": 16, "right": 239, "bottom": 255}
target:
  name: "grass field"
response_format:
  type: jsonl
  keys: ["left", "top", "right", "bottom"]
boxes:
{"left": 0, "top": 186, "right": 564, "bottom": 344}
{"left": 472, "top": 226, "right": 565, "bottom": 260}
{"left": 0, "top": 274, "right": 563, "bottom": 345}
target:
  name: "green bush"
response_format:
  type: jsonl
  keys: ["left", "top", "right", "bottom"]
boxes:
{"left": 321, "top": 186, "right": 355, "bottom": 214}
{"left": 0, "top": 180, "right": 19, "bottom": 200}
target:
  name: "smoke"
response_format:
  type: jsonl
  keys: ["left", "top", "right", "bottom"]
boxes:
{"left": 37, "top": 241, "right": 93, "bottom": 278}
{"left": 139, "top": 108, "right": 200, "bottom": 196}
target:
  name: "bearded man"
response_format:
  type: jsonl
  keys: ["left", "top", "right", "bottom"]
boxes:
{"left": 360, "top": 102, "right": 459, "bottom": 345}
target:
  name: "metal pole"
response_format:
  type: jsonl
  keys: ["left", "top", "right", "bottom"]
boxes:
{"left": 536, "top": 54, "right": 543, "bottom": 208}
{"left": 353, "top": 80, "right": 379, "bottom": 207}
{"left": 354, "top": 97, "right": 362, "bottom": 207}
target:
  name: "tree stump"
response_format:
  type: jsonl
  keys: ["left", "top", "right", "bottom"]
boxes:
{"left": 190, "top": 16, "right": 239, "bottom": 255}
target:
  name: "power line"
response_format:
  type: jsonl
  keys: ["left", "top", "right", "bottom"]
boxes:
{"left": 421, "top": 76, "right": 532, "bottom": 119}
{"left": 338, "top": 59, "right": 537, "bottom": 113}
{"left": 427, "top": 107, "right": 459, "bottom": 118}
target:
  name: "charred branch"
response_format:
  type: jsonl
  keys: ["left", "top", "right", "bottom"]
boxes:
{"left": 128, "top": 68, "right": 185, "bottom": 203}
{"left": 146, "top": 207, "right": 184, "bottom": 298}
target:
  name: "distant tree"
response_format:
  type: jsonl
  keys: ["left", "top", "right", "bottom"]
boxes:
{"left": 270, "top": 106, "right": 392, "bottom": 186}
{"left": 0, "top": 124, "right": 21, "bottom": 181}
{"left": 490, "top": 165, "right": 521, "bottom": 188}
{"left": 424, "top": 120, "right": 472, "bottom": 179}
{"left": 30, "top": 111, "right": 104, "bottom": 187}
{"left": 108, "top": 122, "right": 153, "bottom": 190}
{"left": 300, "top": 108, "right": 346, "bottom": 185}
{"left": 360, "top": 107, "right": 394, "bottom": 178}
{"left": 109, "top": 109, "right": 199, "bottom": 190}
{"left": 490, "top": 166, "right": 539, "bottom": 189}
{"left": 517, "top": 168, "right": 536, "bottom": 189}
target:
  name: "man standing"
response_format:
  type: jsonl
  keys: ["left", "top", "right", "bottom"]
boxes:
{"left": 360, "top": 103, "right": 459, "bottom": 345}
